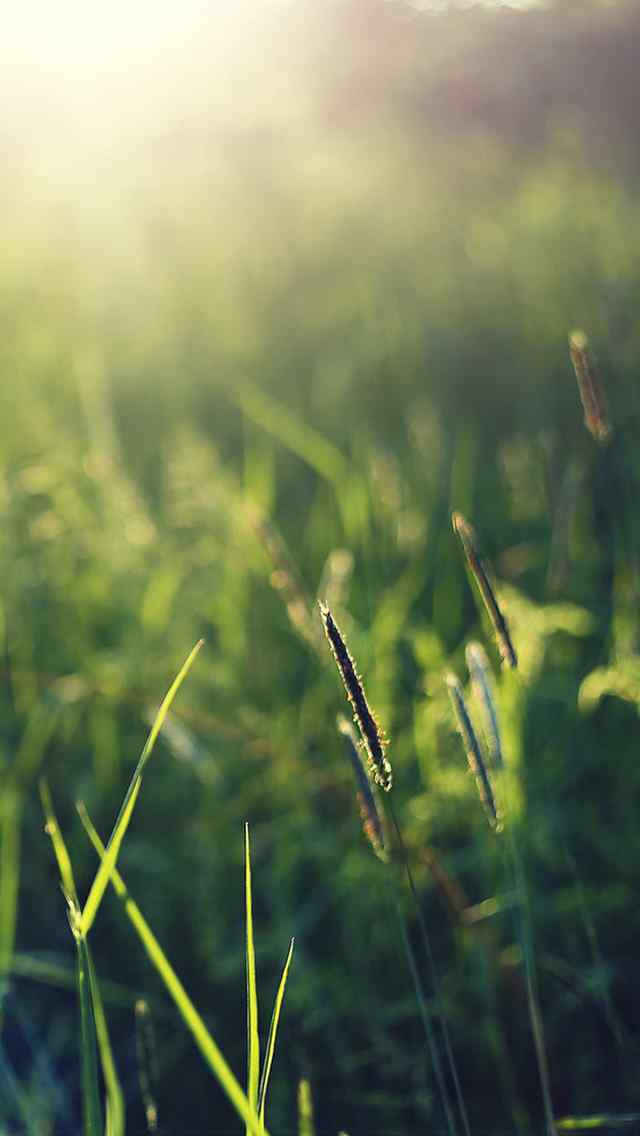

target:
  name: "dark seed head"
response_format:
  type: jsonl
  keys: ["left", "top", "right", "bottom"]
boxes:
{"left": 320, "top": 602, "right": 392, "bottom": 792}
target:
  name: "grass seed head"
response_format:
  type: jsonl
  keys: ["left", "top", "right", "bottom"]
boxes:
{"left": 465, "top": 641, "right": 503, "bottom": 768}
{"left": 337, "top": 715, "right": 388, "bottom": 861}
{"left": 452, "top": 511, "right": 517, "bottom": 670}
{"left": 446, "top": 671, "right": 501, "bottom": 832}
{"left": 569, "top": 329, "right": 612, "bottom": 444}
{"left": 319, "top": 602, "right": 392, "bottom": 792}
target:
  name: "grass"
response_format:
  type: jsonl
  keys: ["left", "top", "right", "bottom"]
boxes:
{"left": 3, "top": 90, "right": 640, "bottom": 1133}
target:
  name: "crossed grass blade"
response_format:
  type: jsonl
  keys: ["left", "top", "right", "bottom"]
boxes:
{"left": 76, "top": 803, "right": 268, "bottom": 1136}
{"left": 79, "top": 639, "right": 204, "bottom": 937}
{"left": 40, "top": 782, "right": 123, "bottom": 1136}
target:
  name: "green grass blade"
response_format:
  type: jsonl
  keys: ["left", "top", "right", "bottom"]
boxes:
{"left": 86, "top": 948, "right": 125, "bottom": 1136}
{"left": 79, "top": 639, "right": 204, "bottom": 937}
{"left": 77, "top": 938, "right": 104, "bottom": 1136}
{"left": 40, "top": 782, "right": 102, "bottom": 1134}
{"left": 258, "top": 937, "right": 295, "bottom": 1131}
{"left": 233, "top": 380, "right": 348, "bottom": 487}
{"left": 245, "top": 822, "right": 260, "bottom": 1135}
{"left": 39, "top": 780, "right": 80, "bottom": 911}
{"left": 0, "top": 787, "right": 22, "bottom": 993}
{"left": 1, "top": 713, "right": 59, "bottom": 1000}
{"left": 76, "top": 803, "right": 268, "bottom": 1136}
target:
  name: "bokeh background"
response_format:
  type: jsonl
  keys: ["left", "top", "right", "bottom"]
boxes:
{"left": 3, "top": 1, "right": 640, "bottom": 1132}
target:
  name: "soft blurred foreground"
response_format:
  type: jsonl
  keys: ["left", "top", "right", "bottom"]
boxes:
{"left": 2, "top": 2, "right": 640, "bottom": 1133}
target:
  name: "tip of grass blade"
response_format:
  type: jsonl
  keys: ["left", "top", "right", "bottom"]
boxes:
{"left": 79, "top": 639, "right": 205, "bottom": 938}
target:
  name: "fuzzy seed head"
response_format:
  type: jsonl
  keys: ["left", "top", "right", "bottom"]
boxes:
{"left": 320, "top": 602, "right": 392, "bottom": 792}
{"left": 452, "top": 512, "right": 517, "bottom": 670}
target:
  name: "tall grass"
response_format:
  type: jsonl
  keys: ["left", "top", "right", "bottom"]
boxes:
{"left": 2, "top": 118, "right": 640, "bottom": 1132}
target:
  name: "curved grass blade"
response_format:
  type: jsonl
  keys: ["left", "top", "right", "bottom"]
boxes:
{"left": 245, "top": 823, "right": 260, "bottom": 1136}
{"left": 76, "top": 803, "right": 267, "bottom": 1136}
{"left": 79, "top": 640, "right": 204, "bottom": 937}
{"left": 258, "top": 937, "right": 295, "bottom": 1131}
{"left": 233, "top": 380, "right": 348, "bottom": 488}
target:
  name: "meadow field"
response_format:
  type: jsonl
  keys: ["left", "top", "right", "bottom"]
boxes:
{"left": 2, "top": 2, "right": 640, "bottom": 1133}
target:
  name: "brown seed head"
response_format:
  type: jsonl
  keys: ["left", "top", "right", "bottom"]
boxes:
{"left": 452, "top": 513, "right": 517, "bottom": 670}
{"left": 569, "top": 329, "right": 611, "bottom": 444}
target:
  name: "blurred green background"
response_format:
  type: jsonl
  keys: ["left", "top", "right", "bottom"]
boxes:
{"left": 3, "top": 1, "right": 640, "bottom": 1132}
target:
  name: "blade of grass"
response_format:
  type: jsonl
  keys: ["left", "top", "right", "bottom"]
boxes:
{"left": 232, "top": 380, "right": 349, "bottom": 488}
{"left": 77, "top": 937, "right": 104, "bottom": 1136}
{"left": 258, "top": 937, "right": 295, "bottom": 1131}
{"left": 1, "top": 711, "right": 59, "bottom": 1005}
{"left": 388, "top": 802, "right": 469, "bottom": 1136}
{"left": 86, "top": 949, "right": 125, "bottom": 1136}
{"left": 40, "top": 782, "right": 102, "bottom": 1136}
{"left": 0, "top": 788, "right": 22, "bottom": 998}
{"left": 76, "top": 802, "right": 268, "bottom": 1136}
{"left": 39, "top": 780, "right": 80, "bottom": 909}
{"left": 245, "top": 823, "right": 260, "bottom": 1136}
{"left": 79, "top": 639, "right": 204, "bottom": 937}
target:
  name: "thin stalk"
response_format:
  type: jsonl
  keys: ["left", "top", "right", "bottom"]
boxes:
{"left": 502, "top": 822, "right": 556, "bottom": 1136}
{"left": 389, "top": 801, "right": 471, "bottom": 1136}
{"left": 385, "top": 873, "right": 458, "bottom": 1136}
